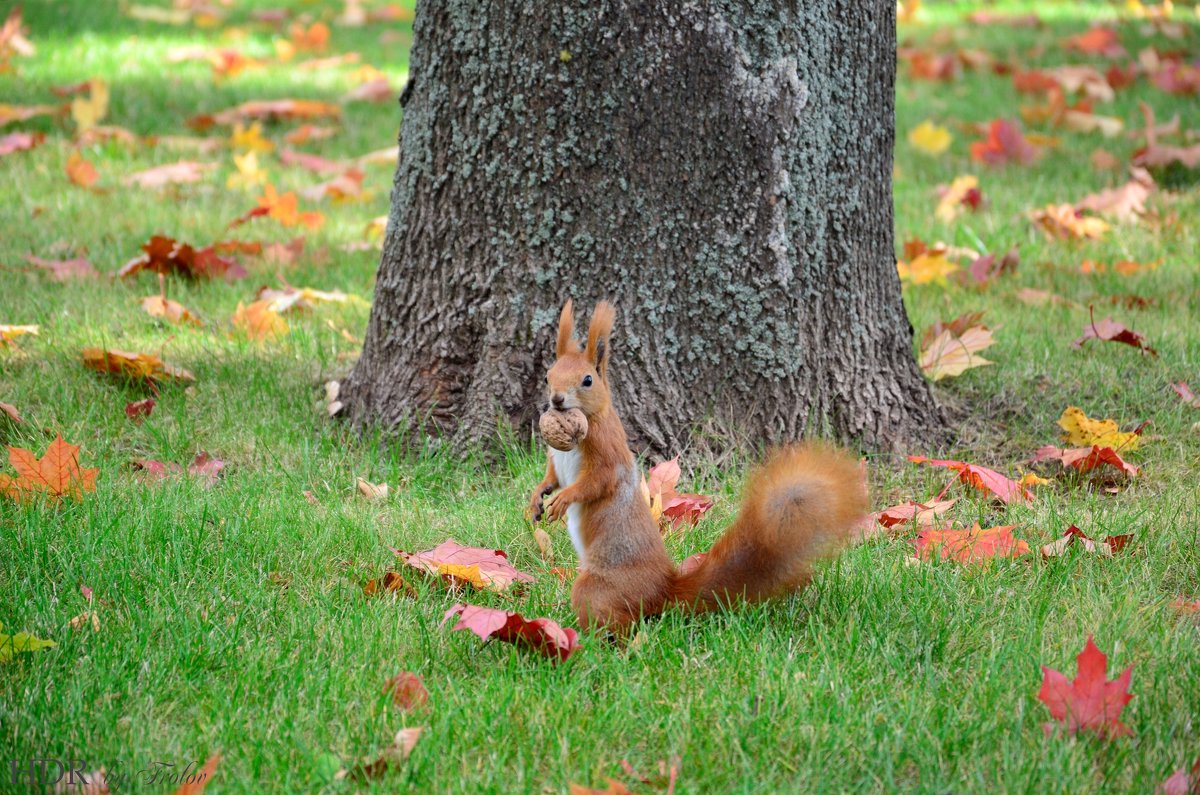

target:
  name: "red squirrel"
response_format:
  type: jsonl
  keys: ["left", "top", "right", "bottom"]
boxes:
{"left": 529, "top": 300, "right": 870, "bottom": 634}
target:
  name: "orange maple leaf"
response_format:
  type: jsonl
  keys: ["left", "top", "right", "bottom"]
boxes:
{"left": 0, "top": 434, "right": 98, "bottom": 501}
{"left": 82, "top": 347, "right": 196, "bottom": 383}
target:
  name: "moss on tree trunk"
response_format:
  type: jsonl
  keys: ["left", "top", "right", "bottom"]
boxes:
{"left": 339, "top": 0, "right": 944, "bottom": 456}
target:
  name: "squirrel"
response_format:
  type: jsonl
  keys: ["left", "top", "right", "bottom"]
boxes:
{"left": 529, "top": 299, "right": 870, "bottom": 635}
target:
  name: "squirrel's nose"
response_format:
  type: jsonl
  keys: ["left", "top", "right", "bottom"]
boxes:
{"left": 551, "top": 393, "right": 565, "bottom": 409}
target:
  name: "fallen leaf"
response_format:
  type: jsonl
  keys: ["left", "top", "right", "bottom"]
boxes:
{"left": 123, "top": 161, "right": 214, "bottom": 189}
{"left": 142, "top": 296, "right": 201, "bottom": 326}
{"left": 970, "top": 119, "right": 1039, "bottom": 166}
{"left": 190, "top": 99, "right": 342, "bottom": 129}
{"left": 1058, "top": 406, "right": 1143, "bottom": 450}
{"left": 280, "top": 147, "right": 345, "bottom": 174}
{"left": 1061, "top": 27, "right": 1125, "bottom": 58}
{"left": 1171, "top": 382, "right": 1200, "bottom": 408}
{"left": 232, "top": 300, "right": 288, "bottom": 340}
{"left": 0, "top": 434, "right": 99, "bottom": 502}
{"left": 171, "top": 753, "right": 219, "bottom": 795}
{"left": 1038, "top": 636, "right": 1133, "bottom": 737}
{"left": 344, "top": 77, "right": 393, "bottom": 103}
{"left": 443, "top": 603, "right": 578, "bottom": 661}
{"left": 363, "top": 571, "right": 416, "bottom": 598}
{"left": 644, "top": 457, "right": 714, "bottom": 528}
{"left": 0, "top": 623, "right": 56, "bottom": 662}
{"left": 0, "top": 401, "right": 22, "bottom": 423}
{"left": 907, "top": 455, "right": 1032, "bottom": 503}
{"left": 257, "top": 286, "right": 359, "bottom": 314}
{"left": 230, "top": 184, "right": 324, "bottom": 230}
{"left": 912, "top": 523, "right": 1031, "bottom": 563}
{"left": 187, "top": 452, "right": 225, "bottom": 487}
{"left": 340, "top": 728, "right": 423, "bottom": 782}
{"left": 570, "top": 781, "right": 634, "bottom": 795}
{"left": 909, "top": 120, "right": 952, "bottom": 155}
{"left": 1072, "top": 315, "right": 1157, "bottom": 356}
{"left": 125, "top": 398, "right": 155, "bottom": 420}
{"left": 0, "top": 324, "right": 38, "bottom": 348}
{"left": 69, "top": 610, "right": 100, "bottom": 632}
{"left": 356, "top": 477, "right": 388, "bottom": 499}
{"left": 934, "top": 175, "right": 981, "bottom": 222}
{"left": 25, "top": 254, "right": 97, "bottom": 281}
{"left": 533, "top": 527, "right": 554, "bottom": 561}
{"left": 1170, "top": 599, "right": 1200, "bottom": 615}
{"left": 1075, "top": 168, "right": 1155, "bottom": 223}
{"left": 1032, "top": 445, "right": 1140, "bottom": 477}
{"left": 875, "top": 498, "right": 956, "bottom": 529}
{"left": 70, "top": 79, "right": 109, "bottom": 131}
{"left": 0, "top": 131, "right": 46, "bottom": 156}
{"left": 897, "top": 249, "right": 959, "bottom": 285}
{"left": 383, "top": 672, "right": 428, "bottom": 711}
{"left": 119, "top": 235, "right": 246, "bottom": 282}
{"left": 1040, "top": 524, "right": 1133, "bottom": 558}
{"left": 83, "top": 348, "right": 195, "bottom": 383}
{"left": 1030, "top": 204, "right": 1109, "bottom": 240}
{"left": 1132, "top": 102, "right": 1200, "bottom": 170}
{"left": 396, "top": 539, "right": 535, "bottom": 592}
{"left": 229, "top": 121, "right": 274, "bottom": 153}
{"left": 967, "top": 246, "right": 1018, "bottom": 285}
{"left": 1016, "top": 288, "right": 1077, "bottom": 309}
{"left": 66, "top": 152, "right": 99, "bottom": 188}
{"left": 919, "top": 325, "right": 995, "bottom": 381}
{"left": 1157, "top": 758, "right": 1200, "bottom": 795}
{"left": 301, "top": 169, "right": 366, "bottom": 203}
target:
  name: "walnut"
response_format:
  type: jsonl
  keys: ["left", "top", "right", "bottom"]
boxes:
{"left": 539, "top": 407, "right": 588, "bottom": 451}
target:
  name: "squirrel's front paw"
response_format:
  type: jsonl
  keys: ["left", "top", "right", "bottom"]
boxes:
{"left": 544, "top": 492, "right": 571, "bottom": 523}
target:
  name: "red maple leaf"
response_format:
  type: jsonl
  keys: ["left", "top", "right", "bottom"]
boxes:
{"left": 382, "top": 672, "right": 429, "bottom": 711}
{"left": 646, "top": 457, "right": 714, "bottom": 527}
{"left": 1031, "top": 445, "right": 1139, "bottom": 477}
{"left": 970, "top": 119, "right": 1039, "bottom": 166}
{"left": 442, "top": 603, "right": 579, "bottom": 662}
{"left": 912, "top": 523, "right": 1030, "bottom": 563}
{"left": 907, "top": 455, "right": 1032, "bottom": 503}
{"left": 1158, "top": 758, "right": 1200, "bottom": 795}
{"left": 1072, "top": 314, "right": 1157, "bottom": 357}
{"left": 1038, "top": 636, "right": 1133, "bottom": 737}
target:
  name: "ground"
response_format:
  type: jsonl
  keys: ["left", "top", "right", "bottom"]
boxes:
{"left": 1, "top": 1, "right": 1198, "bottom": 793}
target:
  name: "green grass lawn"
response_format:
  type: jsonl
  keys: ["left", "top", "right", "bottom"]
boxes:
{"left": 2, "top": 1, "right": 1199, "bottom": 792}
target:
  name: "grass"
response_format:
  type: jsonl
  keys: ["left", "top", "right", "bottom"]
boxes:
{"left": 2, "top": 0, "right": 1199, "bottom": 792}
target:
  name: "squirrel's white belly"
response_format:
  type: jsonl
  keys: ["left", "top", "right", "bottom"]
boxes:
{"left": 550, "top": 447, "right": 586, "bottom": 565}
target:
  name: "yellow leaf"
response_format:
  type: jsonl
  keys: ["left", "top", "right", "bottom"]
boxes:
{"left": 1057, "top": 406, "right": 1142, "bottom": 451}
{"left": 0, "top": 324, "right": 39, "bottom": 346}
{"left": 1030, "top": 204, "right": 1110, "bottom": 240}
{"left": 226, "top": 151, "right": 267, "bottom": 189}
{"left": 935, "top": 175, "right": 978, "bottom": 223}
{"left": 1018, "top": 471, "right": 1053, "bottom": 488}
{"left": 70, "top": 79, "right": 109, "bottom": 131}
{"left": 233, "top": 300, "right": 288, "bottom": 340}
{"left": 897, "top": 251, "right": 958, "bottom": 285}
{"left": 436, "top": 563, "right": 488, "bottom": 589}
{"left": 229, "top": 121, "right": 274, "bottom": 153}
{"left": 908, "top": 120, "right": 952, "bottom": 155}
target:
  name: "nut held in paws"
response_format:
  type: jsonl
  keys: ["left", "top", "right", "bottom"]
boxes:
{"left": 539, "top": 408, "right": 588, "bottom": 451}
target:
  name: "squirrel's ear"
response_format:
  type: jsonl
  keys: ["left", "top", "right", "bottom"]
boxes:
{"left": 586, "top": 301, "right": 616, "bottom": 377}
{"left": 556, "top": 300, "right": 576, "bottom": 357}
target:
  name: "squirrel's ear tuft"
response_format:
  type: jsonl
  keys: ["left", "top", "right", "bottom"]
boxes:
{"left": 586, "top": 301, "right": 616, "bottom": 376}
{"left": 556, "top": 299, "right": 578, "bottom": 357}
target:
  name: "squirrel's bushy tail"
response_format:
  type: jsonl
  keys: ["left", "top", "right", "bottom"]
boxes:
{"left": 669, "top": 444, "right": 869, "bottom": 612}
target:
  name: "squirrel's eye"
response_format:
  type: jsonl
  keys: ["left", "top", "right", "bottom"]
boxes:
{"left": 582, "top": 375, "right": 593, "bottom": 388}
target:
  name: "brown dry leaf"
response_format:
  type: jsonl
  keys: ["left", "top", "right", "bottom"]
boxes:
{"left": 1075, "top": 168, "right": 1155, "bottom": 223}
{"left": 142, "top": 296, "right": 201, "bottom": 326}
{"left": 82, "top": 347, "right": 195, "bottom": 383}
{"left": 356, "top": 477, "right": 388, "bottom": 499}
{"left": 920, "top": 325, "right": 995, "bottom": 381}
{"left": 1040, "top": 524, "right": 1132, "bottom": 558}
{"left": 339, "top": 728, "right": 424, "bottom": 782}
{"left": 66, "top": 151, "right": 99, "bottom": 188}
{"left": 232, "top": 300, "right": 288, "bottom": 340}
{"left": 383, "top": 672, "right": 429, "bottom": 711}
{"left": 363, "top": 571, "right": 416, "bottom": 598}
{"left": 26, "top": 254, "right": 97, "bottom": 281}
{"left": 533, "top": 527, "right": 554, "bottom": 561}
{"left": 1132, "top": 102, "right": 1200, "bottom": 170}
{"left": 190, "top": 99, "right": 342, "bottom": 129}
{"left": 0, "top": 401, "right": 22, "bottom": 423}
{"left": 171, "top": 753, "right": 219, "bottom": 795}
{"left": 1030, "top": 204, "right": 1109, "bottom": 240}
{"left": 1015, "top": 288, "right": 1078, "bottom": 309}
{"left": 68, "top": 610, "right": 101, "bottom": 632}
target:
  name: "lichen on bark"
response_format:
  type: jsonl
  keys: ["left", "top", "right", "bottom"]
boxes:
{"left": 339, "top": 0, "right": 944, "bottom": 457}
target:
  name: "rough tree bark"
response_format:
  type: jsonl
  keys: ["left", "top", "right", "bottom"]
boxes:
{"left": 338, "top": 0, "right": 945, "bottom": 457}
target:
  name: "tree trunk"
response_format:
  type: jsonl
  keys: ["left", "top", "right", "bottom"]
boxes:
{"left": 339, "top": 0, "right": 945, "bottom": 457}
